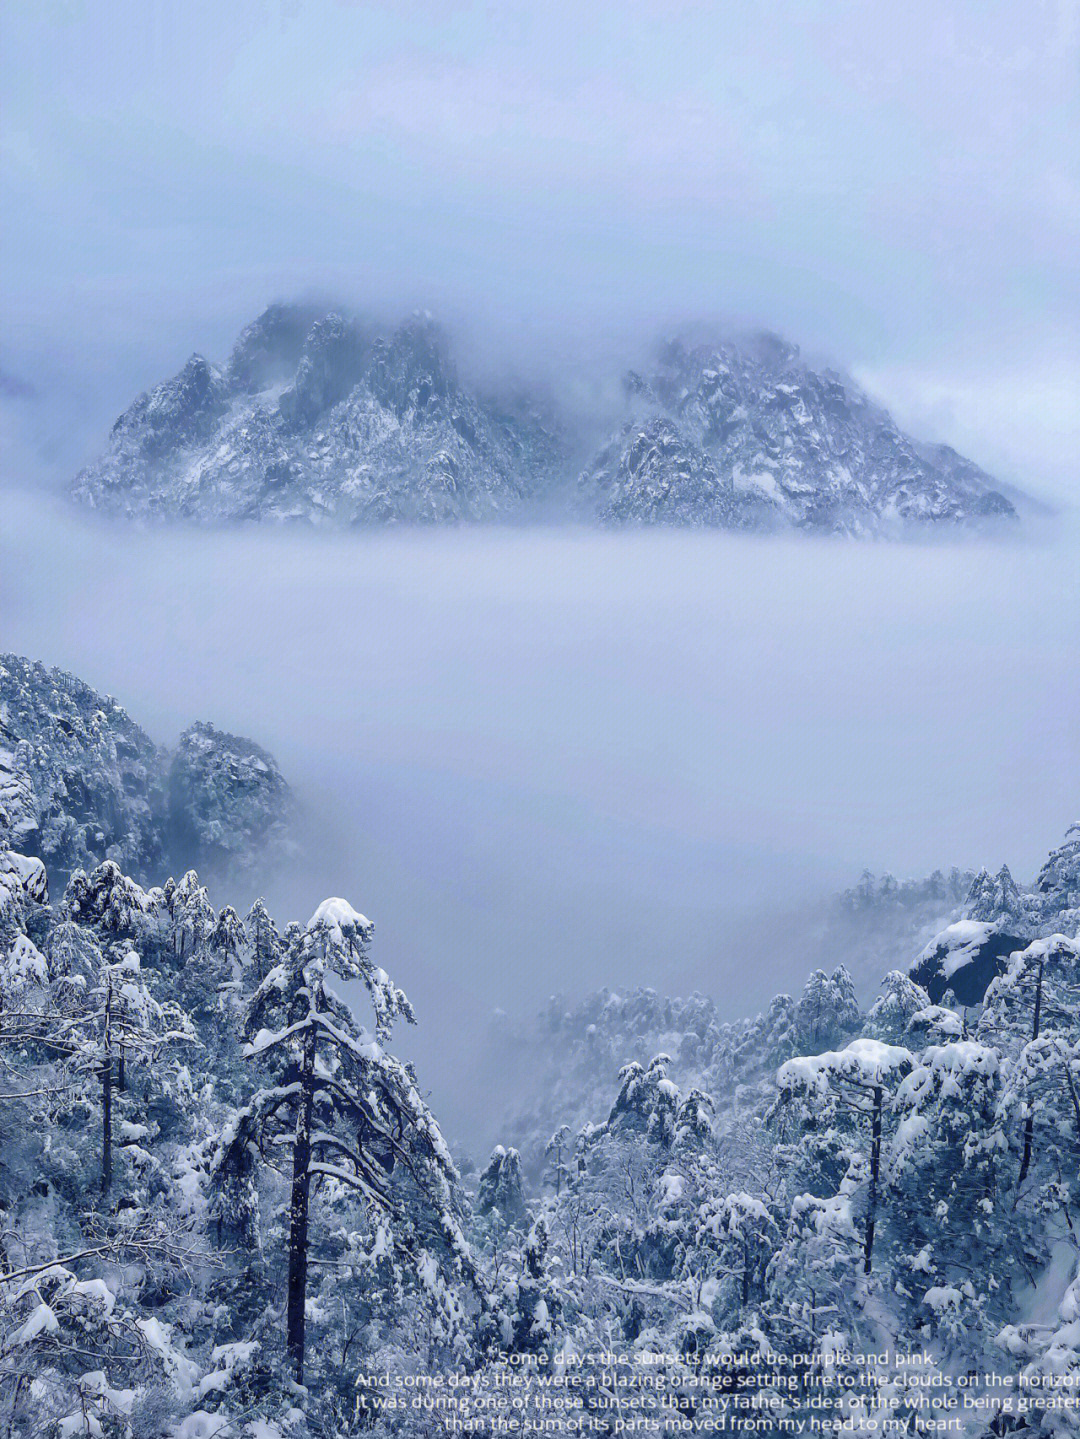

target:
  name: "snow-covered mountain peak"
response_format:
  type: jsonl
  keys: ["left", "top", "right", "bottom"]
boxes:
{"left": 582, "top": 331, "right": 1018, "bottom": 534}
{"left": 72, "top": 305, "right": 1024, "bottom": 534}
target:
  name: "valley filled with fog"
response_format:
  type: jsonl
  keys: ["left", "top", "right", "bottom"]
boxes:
{"left": 4, "top": 490, "right": 1076, "bottom": 1132}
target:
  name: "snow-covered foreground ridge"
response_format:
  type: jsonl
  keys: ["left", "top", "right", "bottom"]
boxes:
{"left": 1, "top": 659, "right": 1078, "bottom": 1436}
{"left": 71, "top": 304, "right": 1025, "bottom": 536}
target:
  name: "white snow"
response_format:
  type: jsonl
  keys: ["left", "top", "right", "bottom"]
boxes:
{"left": 918, "top": 919, "right": 997, "bottom": 977}
{"left": 307, "top": 896, "right": 372, "bottom": 940}
{"left": 779, "top": 1037, "right": 913, "bottom": 1093}
{"left": 657, "top": 1172, "right": 685, "bottom": 1208}
{"left": 14, "top": 1300, "right": 60, "bottom": 1343}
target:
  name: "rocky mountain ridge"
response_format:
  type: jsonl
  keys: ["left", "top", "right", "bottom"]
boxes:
{"left": 71, "top": 304, "right": 1021, "bottom": 534}
{"left": 72, "top": 306, "right": 563, "bottom": 525}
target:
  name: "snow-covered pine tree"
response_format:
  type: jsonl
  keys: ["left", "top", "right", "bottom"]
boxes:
{"left": 794, "top": 966, "right": 861, "bottom": 1050}
{"left": 62, "top": 859, "right": 153, "bottom": 939}
{"left": 864, "top": 970, "right": 933, "bottom": 1044}
{"left": 981, "top": 936, "right": 1080, "bottom": 1192}
{"left": 244, "top": 896, "right": 281, "bottom": 982}
{"left": 545, "top": 1123, "right": 572, "bottom": 1196}
{"left": 170, "top": 869, "right": 215, "bottom": 961}
{"left": 231, "top": 896, "right": 477, "bottom": 1382}
{"left": 211, "top": 904, "right": 246, "bottom": 966}
{"left": 775, "top": 1038, "right": 913, "bottom": 1274}
{"left": 66, "top": 945, "right": 195, "bottom": 1194}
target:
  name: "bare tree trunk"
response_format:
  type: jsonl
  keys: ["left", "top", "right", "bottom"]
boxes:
{"left": 101, "top": 982, "right": 113, "bottom": 1195}
{"left": 286, "top": 1022, "right": 317, "bottom": 1384}
{"left": 1018, "top": 960, "right": 1044, "bottom": 1186}
{"left": 1064, "top": 1061, "right": 1080, "bottom": 1146}
{"left": 5, "top": 1374, "right": 25, "bottom": 1439}
{"left": 101, "top": 1058, "right": 112, "bottom": 1194}
{"left": 863, "top": 1084, "right": 882, "bottom": 1274}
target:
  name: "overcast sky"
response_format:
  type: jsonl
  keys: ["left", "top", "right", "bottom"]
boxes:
{"left": 2, "top": 0, "right": 1078, "bottom": 496}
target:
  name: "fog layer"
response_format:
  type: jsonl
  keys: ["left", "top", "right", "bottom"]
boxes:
{"left": 3, "top": 495, "right": 1077, "bottom": 1129}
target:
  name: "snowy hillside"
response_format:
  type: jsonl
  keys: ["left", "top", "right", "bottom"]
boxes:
{"left": 72, "top": 307, "right": 564, "bottom": 525}
{"left": 580, "top": 334, "right": 1018, "bottom": 534}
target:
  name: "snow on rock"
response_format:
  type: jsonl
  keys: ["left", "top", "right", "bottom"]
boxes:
{"left": 918, "top": 920, "right": 998, "bottom": 974}
{"left": 70, "top": 306, "right": 1022, "bottom": 536}
{"left": 1, "top": 652, "right": 294, "bottom": 890}
{"left": 580, "top": 332, "right": 1020, "bottom": 535}
{"left": 910, "top": 918, "right": 1025, "bottom": 1006}
{"left": 72, "top": 306, "right": 564, "bottom": 527}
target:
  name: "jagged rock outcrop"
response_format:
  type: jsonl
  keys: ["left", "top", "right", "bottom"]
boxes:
{"left": 71, "top": 306, "right": 1025, "bottom": 536}
{"left": 580, "top": 416, "right": 775, "bottom": 529}
{"left": 0, "top": 655, "right": 294, "bottom": 891}
{"left": 0, "top": 654, "right": 166, "bottom": 880}
{"left": 73, "top": 306, "right": 564, "bottom": 525}
{"left": 166, "top": 722, "right": 294, "bottom": 889}
{"left": 580, "top": 333, "right": 1017, "bottom": 534}
{"left": 908, "top": 920, "right": 1025, "bottom": 1007}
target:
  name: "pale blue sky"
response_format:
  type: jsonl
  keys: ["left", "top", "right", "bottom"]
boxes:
{"left": 2, "top": 0, "right": 1077, "bottom": 496}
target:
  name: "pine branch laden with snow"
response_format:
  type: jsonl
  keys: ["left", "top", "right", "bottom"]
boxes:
{"left": 234, "top": 894, "right": 477, "bottom": 1385}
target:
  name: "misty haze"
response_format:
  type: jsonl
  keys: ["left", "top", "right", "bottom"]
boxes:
{"left": 3, "top": 491, "right": 1076, "bottom": 1133}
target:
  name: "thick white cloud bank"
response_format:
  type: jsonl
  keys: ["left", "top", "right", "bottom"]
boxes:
{"left": 3, "top": 494, "right": 1077, "bottom": 1126}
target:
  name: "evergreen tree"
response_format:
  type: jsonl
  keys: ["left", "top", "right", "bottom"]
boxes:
{"left": 233, "top": 896, "right": 476, "bottom": 1382}
{"left": 776, "top": 1037, "right": 913, "bottom": 1273}
{"left": 244, "top": 896, "right": 281, "bottom": 981}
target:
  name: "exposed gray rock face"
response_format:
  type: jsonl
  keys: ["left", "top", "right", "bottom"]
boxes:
{"left": 0, "top": 655, "right": 294, "bottom": 891}
{"left": 580, "top": 334, "right": 1017, "bottom": 534}
{"left": 73, "top": 306, "right": 564, "bottom": 525}
{"left": 71, "top": 308, "right": 1023, "bottom": 535}
{"left": 909, "top": 921, "right": 1025, "bottom": 1007}
{"left": 580, "top": 416, "right": 776, "bottom": 529}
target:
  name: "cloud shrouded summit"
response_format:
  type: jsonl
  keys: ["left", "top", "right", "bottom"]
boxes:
{"left": 2, "top": 0, "right": 1076, "bottom": 506}
{"left": 72, "top": 303, "right": 1020, "bottom": 535}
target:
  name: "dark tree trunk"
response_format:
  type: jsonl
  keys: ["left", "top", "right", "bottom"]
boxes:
{"left": 863, "top": 1084, "right": 882, "bottom": 1274}
{"left": 1018, "top": 960, "right": 1044, "bottom": 1186}
{"left": 101, "top": 1056, "right": 112, "bottom": 1194}
{"left": 101, "top": 983, "right": 113, "bottom": 1195}
{"left": 1065, "top": 1062, "right": 1080, "bottom": 1146}
{"left": 286, "top": 1023, "right": 317, "bottom": 1384}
